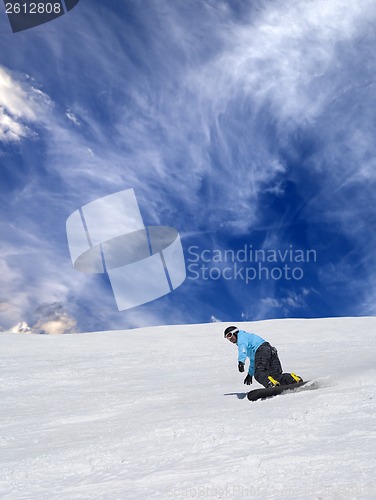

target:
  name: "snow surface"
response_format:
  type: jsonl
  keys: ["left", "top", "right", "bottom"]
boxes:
{"left": 1, "top": 317, "right": 376, "bottom": 499}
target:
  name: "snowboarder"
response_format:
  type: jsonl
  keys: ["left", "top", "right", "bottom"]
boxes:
{"left": 224, "top": 326, "right": 302, "bottom": 388}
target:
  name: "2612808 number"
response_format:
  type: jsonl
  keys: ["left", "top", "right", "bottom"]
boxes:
{"left": 5, "top": 3, "right": 62, "bottom": 14}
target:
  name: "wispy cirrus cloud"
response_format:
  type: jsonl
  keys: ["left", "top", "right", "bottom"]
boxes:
{"left": 190, "top": 0, "right": 376, "bottom": 317}
{"left": 1, "top": 0, "right": 376, "bottom": 329}
{"left": 198, "top": 0, "right": 376, "bottom": 121}
{"left": 0, "top": 65, "right": 51, "bottom": 142}
{"left": 0, "top": 106, "right": 32, "bottom": 142}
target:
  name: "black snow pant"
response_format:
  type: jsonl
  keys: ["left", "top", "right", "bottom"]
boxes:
{"left": 254, "top": 342, "right": 296, "bottom": 388}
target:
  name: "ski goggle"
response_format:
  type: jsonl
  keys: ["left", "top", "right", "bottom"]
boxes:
{"left": 225, "top": 329, "right": 239, "bottom": 339}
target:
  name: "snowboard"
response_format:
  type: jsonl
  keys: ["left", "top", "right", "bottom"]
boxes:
{"left": 247, "top": 380, "right": 309, "bottom": 401}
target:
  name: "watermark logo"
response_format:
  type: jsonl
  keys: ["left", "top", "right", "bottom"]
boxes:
{"left": 66, "top": 189, "right": 186, "bottom": 311}
{"left": 4, "top": 0, "right": 80, "bottom": 33}
{"left": 187, "top": 244, "right": 317, "bottom": 283}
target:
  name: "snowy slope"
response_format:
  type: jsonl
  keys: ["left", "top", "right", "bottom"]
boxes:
{"left": 1, "top": 317, "right": 376, "bottom": 499}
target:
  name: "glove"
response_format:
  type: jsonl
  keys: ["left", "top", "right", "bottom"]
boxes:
{"left": 244, "top": 374, "right": 253, "bottom": 385}
{"left": 238, "top": 361, "right": 245, "bottom": 373}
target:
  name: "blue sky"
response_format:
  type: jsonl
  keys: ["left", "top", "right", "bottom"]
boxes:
{"left": 1, "top": 0, "right": 376, "bottom": 333}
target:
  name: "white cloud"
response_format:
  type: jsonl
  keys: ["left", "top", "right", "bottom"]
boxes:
{"left": 261, "top": 297, "right": 282, "bottom": 308}
{"left": 199, "top": 0, "right": 376, "bottom": 125}
{"left": 0, "top": 66, "right": 37, "bottom": 120}
{"left": 7, "top": 305, "right": 77, "bottom": 335}
{"left": 65, "top": 109, "right": 80, "bottom": 126}
{"left": 0, "top": 66, "right": 50, "bottom": 143}
{"left": 0, "top": 228, "right": 84, "bottom": 330}
{"left": 9, "top": 321, "right": 32, "bottom": 334}
{"left": 255, "top": 288, "right": 314, "bottom": 318}
{"left": 33, "top": 303, "right": 77, "bottom": 334}
{"left": 0, "top": 106, "right": 32, "bottom": 142}
{"left": 210, "top": 315, "right": 222, "bottom": 322}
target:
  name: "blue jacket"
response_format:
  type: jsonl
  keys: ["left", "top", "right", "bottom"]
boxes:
{"left": 237, "top": 330, "right": 266, "bottom": 376}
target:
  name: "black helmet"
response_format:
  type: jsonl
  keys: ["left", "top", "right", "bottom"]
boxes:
{"left": 224, "top": 326, "right": 239, "bottom": 338}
